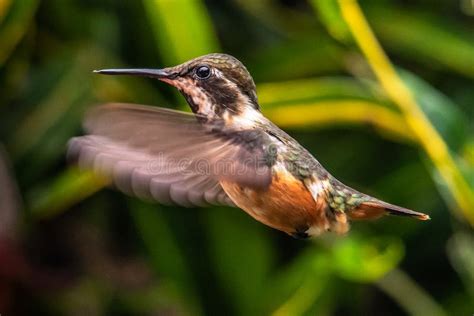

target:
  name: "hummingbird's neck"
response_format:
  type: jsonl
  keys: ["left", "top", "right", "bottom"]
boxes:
{"left": 174, "top": 75, "right": 261, "bottom": 125}
{"left": 222, "top": 103, "right": 265, "bottom": 129}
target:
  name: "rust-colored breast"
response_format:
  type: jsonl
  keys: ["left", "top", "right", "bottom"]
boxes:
{"left": 220, "top": 166, "right": 329, "bottom": 236}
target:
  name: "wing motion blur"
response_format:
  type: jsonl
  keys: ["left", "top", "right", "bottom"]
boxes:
{"left": 68, "top": 103, "right": 272, "bottom": 207}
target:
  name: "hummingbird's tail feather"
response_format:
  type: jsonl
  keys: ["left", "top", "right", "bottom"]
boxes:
{"left": 348, "top": 199, "right": 430, "bottom": 221}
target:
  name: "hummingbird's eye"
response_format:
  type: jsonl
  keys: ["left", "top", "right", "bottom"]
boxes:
{"left": 195, "top": 66, "right": 211, "bottom": 79}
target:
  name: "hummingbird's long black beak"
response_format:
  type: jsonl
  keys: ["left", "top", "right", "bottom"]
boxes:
{"left": 93, "top": 68, "right": 176, "bottom": 79}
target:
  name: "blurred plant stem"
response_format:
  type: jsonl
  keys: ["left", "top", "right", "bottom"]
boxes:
{"left": 271, "top": 255, "right": 329, "bottom": 316}
{"left": 130, "top": 201, "right": 203, "bottom": 315}
{"left": 142, "top": 0, "right": 219, "bottom": 65}
{"left": 338, "top": 0, "right": 474, "bottom": 225}
{"left": 376, "top": 268, "right": 447, "bottom": 316}
{"left": 264, "top": 100, "right": 414, "bottom": 143}
{"left": 271, "top": 236, "right": 408, "bottom": 316}
{"left": 368, "top": 7, "right": 474, "bottom": 79}
{"left": 272, "top": 275, "right": 328, "bottom": 316}
{"left": 0, "top": 0, "right": 38, "bottom": 66}
{"left": 0, "top": 0, "right": 11, "bottom": 23}
{"left": 0, "top": 144, "right": 21, "bottom": 239}
{"left": 29, "top": 168, "right": 108, "bottom": 219}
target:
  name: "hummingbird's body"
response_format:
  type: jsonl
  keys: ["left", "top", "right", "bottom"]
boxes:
{"left": 69, "top": 53, "right": 429, "bottom": 238}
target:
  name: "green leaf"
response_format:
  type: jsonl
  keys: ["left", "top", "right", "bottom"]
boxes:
{"left": 258, "top": 76, "right": 385, "bottom": 106}
{"left": 205, "top": 207, "right": 275, "bottom": 315}
{"left": 332, "top": 235, "right": 404, "bottom": 282}
{"left": 398, "top": 70, "right": 470, "bottom": 152}
{"left": 248, "top": 35, "right": 345, "bottom": 81}
{"left": 272, "top": 262, "right": 330, "bottom": 316}
{"left": 376, "top": 269, "right": 447, "bottom": 316}
{"left": 369, "top": 7, "right": 474, "bottom": 78}
{"left": 257, "top": 77, "right": 413, "bottom": 142}
{"left": 310, "top": 0, "right": 351, "bottom": 43}
{"left": 397, "top": 69, "right": 474, "bottom": 212}
{"left": 263, "top": 99, "right": 413, "bottom": 143}
{"left": 142, "top": 0, "right": 220, "bottom": 65}
{"left": 0, "top": 0, "right": 12, "bottom": 24}
{"left": 9, "top": 49, "right": 97, "bottom": 159}
{"left": 234, "top": 0, "right": 316, "bottom": 36}
{"left": 0, "top": 0, "right": 39, "bottom": 66}
{"left": 28, "top": 168, "right": 107, "bottom": 219}
{"left": 130, "top": 200, "right": 204, "bottom": 315}
{"left": 447, "top": 231, "right": 474, "bottom": 296}
{"left": 265, "top": 247, "right": 332, "bottom": 316}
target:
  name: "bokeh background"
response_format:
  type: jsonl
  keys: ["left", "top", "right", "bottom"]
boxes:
{"left": 1, "top": 0, "right": 474, "bottom": 315}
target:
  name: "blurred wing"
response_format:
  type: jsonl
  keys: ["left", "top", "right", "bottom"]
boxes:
{"left": 68, "top": 103, "right": 272, "bottom": 207}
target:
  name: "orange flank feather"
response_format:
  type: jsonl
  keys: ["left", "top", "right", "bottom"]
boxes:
{"left": 221, "top": 167, "right": 336, "bottom": 237}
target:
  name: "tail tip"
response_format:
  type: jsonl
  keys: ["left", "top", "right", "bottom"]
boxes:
{"left": 417, "top": 213, "right": 431, "bottom": 221}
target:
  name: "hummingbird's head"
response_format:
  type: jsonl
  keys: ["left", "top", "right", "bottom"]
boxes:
{"left": 95, "top": 53, "right": 259, "bottom": 120}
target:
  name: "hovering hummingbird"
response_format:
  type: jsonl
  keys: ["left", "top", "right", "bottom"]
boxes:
{"left": 68, "top": 53, "right": 429, "bottom": 239}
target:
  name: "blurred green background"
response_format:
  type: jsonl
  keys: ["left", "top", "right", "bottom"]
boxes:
{"left": 0, "top": 0, "right": 473, "bottom": 315}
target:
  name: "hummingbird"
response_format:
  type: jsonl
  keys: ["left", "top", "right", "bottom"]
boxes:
{"left": 68, "top": 53, "right": 429, "bottom": 239}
